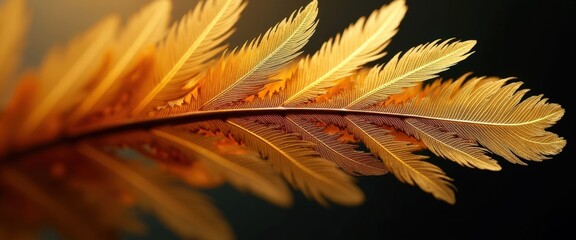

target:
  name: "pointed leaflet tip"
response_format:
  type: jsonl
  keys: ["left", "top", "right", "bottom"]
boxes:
{"left": 197, "top": 0, "right": 318, "bottom": 110}
{"left": 282, "top": 0, "right": 408, "bottom": 106}
{"left": 345, "top": 38, "right": 477, "bottom": 109}
{"left": 130, "top": 0, "right": 246, "bottom": 117}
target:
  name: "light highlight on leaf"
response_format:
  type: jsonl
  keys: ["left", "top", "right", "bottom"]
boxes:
{"left": 131, "top": 0, "right": 246, "bottom": 116}
{"left": 282, "top": 0, "right": 407, "bottom": 106}
{"left": 344, "top": 39, "right": 476, "bottom": 109}
{"left": 197, "top": 0, "right": 318, "bottom": 110}
{"left": 378, "top": 76, "right": 566, "bottom": 164}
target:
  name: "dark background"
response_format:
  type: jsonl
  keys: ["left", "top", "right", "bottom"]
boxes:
{"left": 21, "top": 0, "right": 575, "bottom": 239}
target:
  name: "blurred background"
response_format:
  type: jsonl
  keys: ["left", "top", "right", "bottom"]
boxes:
{"left": 12, "top": 0, "right": 576, "bottom": 239}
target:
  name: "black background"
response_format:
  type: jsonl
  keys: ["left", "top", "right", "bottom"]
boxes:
{"left": 20, "top": 0, "right": 575, "bottom": 239}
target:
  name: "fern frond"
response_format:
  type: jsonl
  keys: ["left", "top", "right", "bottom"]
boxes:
{"left": 0, "top": 0, "right": 567, "bottom": 238}
{"left": 375, "top": 76, "right": 566, "bottom": 164}
{"left": 196, "top": 0, "right": 318, "bottom": 111}
{"left": 130, "top": 0, "right": 246, "bottom": 117}
{"left": 282, "top": 0, "right": 407, "bottom": 106}
{"left": 69, "top": 0, "right": 172, "bottom": 124}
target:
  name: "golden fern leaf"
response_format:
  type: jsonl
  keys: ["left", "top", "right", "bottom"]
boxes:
{"left": 282, "top": 0, "right": 407, "bottom": 106}
{"left": 343, "top": 39, "right": 476, "bottom": 109}
{"left": 130, "top": 0, "right": 246, "bottom": 117}
{"left": 0, "top": 0, "right": 28, "bottom": 96}
{"left": 0, "top": 0, "right": 568, "bottom": 239}
{"left": 196, "top": 0, "right": 318, "bottom": 111}
{"left": 68, "top": 0, "right": 172, "bottom": 124}
{"left": 374, "top": 75, "right": 566, "bottom": 164}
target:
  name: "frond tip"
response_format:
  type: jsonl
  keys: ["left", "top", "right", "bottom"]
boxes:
{"left": 376, "top": 75, "right": 566, "bottom": 164}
